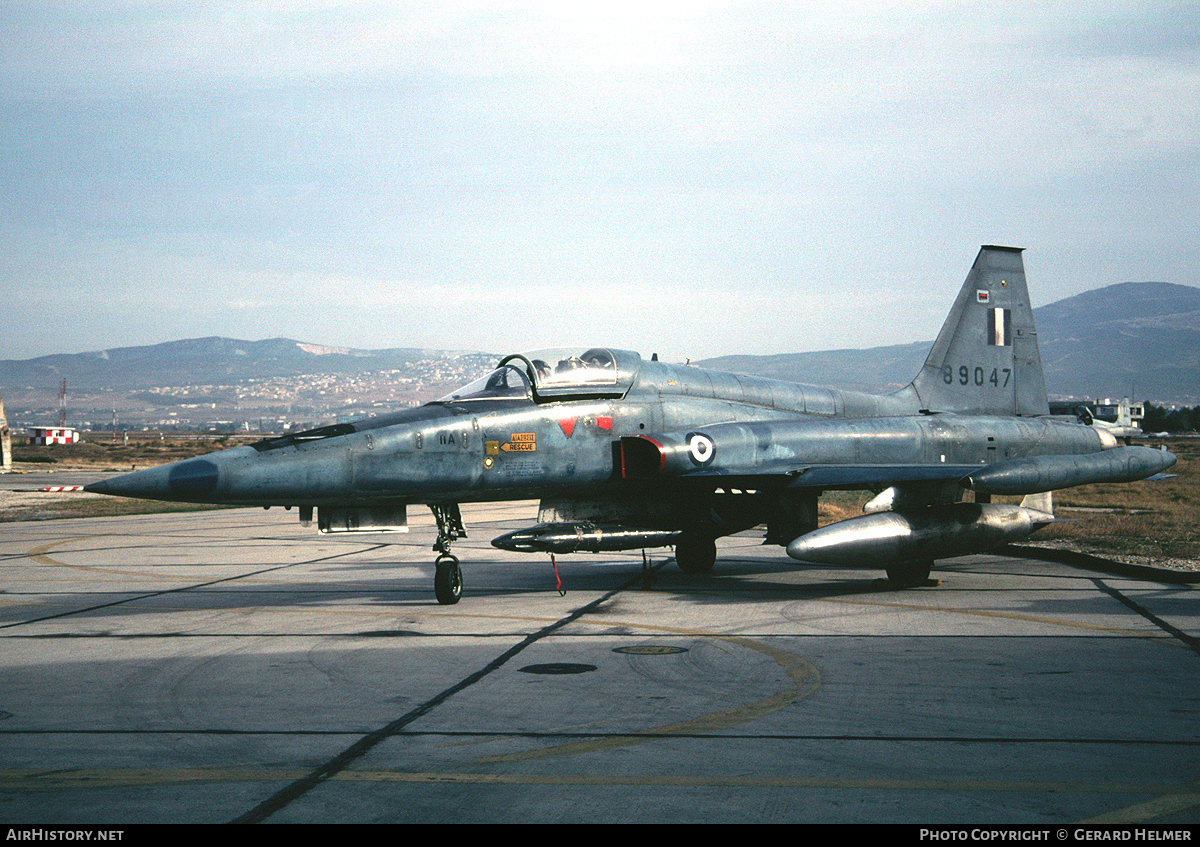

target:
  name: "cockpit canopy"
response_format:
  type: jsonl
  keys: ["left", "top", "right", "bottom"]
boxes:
{"left": 436, "top": 348, "right": 642, "bottom": 403}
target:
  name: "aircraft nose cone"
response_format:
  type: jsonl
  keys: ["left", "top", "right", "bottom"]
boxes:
{"left": 83, "top": 477, "right": 119, "bottom": 496}
{"left": 85, "top": 465, "right": 173, "bottom": 499}
{"left": 84, "top": 458, "right": 221, "bottom": 501}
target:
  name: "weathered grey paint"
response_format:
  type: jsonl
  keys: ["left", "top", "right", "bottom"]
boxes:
{"left": 85, "top": 247, "right": 1176, "bottom": 592}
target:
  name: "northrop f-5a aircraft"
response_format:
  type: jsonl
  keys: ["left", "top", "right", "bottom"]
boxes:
{"left": 86, "top": 247, "right": 1176, "bottom": 604}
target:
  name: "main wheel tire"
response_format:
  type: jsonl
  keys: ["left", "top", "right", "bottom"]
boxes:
{"left": 675, "top": 535, "right": 717, "bottom": 574}
{"left": 435, "top": 555, "right": 463, "bottom": 605}
{"left": 886, "top": 559, "right": 932, "bottom": 588}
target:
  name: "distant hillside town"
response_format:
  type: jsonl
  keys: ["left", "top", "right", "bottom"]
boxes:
{"left": 1, "top": 280, "right": 1197, "bottom": 437}
{"left": 0, "top": 347, "right": 495, "bottom": 435}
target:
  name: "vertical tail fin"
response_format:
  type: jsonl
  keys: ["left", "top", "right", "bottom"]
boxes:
{"left": 910, "top": 246, "right": 1049, "bottom": 416}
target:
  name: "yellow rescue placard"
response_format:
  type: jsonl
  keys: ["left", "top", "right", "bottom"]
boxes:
{"left": 502, "top": 433, "right": 537, "bottom": 452}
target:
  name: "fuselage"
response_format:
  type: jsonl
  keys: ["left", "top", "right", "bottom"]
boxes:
{"left": 85, "top": 348, "right": 1112, "bottom": 508}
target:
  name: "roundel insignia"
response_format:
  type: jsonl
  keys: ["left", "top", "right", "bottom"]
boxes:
{"left": 687, "top": 432, "right": 715, "bottom": 466}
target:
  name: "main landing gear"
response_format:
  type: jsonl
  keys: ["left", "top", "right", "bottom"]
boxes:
{"left": 674, "top": 534, "right": 717, "bottom": 574}
{"left": 885, "top": 558, "right": 936, "bottom": 588}
{"left": 430, "top": 503, "right": 466, "bottom": 605}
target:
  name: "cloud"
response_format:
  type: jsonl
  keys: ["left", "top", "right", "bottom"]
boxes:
{"left": 2, "top": 2, "right": 1198, "bottom": 361}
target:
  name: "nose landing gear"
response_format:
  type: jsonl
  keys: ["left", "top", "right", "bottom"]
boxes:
{"left": 430, "top": 503, "right": 467, "bottom": 605}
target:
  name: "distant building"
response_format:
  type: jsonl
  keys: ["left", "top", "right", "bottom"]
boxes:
{"left": 1093, "top": 398, "right": 1144, "bottom": 426}
{"left": 1048, "top": 398, "right": 1143, "bottom": 441}
{"left": 29, "top": 426, "right": 81, "bottom": 445}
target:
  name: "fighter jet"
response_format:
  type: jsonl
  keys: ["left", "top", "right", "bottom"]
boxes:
{"left": 85, "top": 247, "right": 1176, "bottom": 604}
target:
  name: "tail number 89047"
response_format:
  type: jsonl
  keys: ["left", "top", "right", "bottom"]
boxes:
{"left": 943, "top": 365, "right": 1012, "bottom": 387}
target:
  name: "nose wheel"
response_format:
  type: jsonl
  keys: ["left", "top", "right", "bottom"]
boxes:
{"left": 434, "top": 552, "right": 463, "bottom": 605}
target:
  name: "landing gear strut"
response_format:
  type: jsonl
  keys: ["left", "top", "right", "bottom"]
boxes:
{"left": 430, "top": 503, "right": 466, "bottom": 605}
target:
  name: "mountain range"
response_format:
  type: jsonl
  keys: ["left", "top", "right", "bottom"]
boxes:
{"left": 2, "top": 281, "right": 1199, "bottom": 406}
{"left": 697, "top": 281, "right": 1200, "bottom": 404}
{"left": 0, "top": 337, "right": 482, "bottom": 390}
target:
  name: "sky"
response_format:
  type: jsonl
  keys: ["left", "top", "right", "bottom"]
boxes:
{"left": 2, "top": 1, "right": 1198, "bottom": 363}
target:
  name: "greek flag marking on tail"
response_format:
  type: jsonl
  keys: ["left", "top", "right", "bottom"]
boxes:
{"left": 909, "top": 245, "right": 1049, "bottom": 416}
{"left": 987, "top": 307, "right": 1011, "bottom": 346}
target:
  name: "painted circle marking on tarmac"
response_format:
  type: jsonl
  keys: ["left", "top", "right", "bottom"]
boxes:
{"left": 612, "top": 645, "right": 689, "bottom": 655}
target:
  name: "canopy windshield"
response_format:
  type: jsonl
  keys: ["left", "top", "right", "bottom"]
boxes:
{"left": 436, "top": 348, "right": 642, "bottom": 404}
{"left": 502, "top": 348, "right": 642, "bottom": 399}
{"left": 436, "top": 363, "right": 532, "bottom": 403}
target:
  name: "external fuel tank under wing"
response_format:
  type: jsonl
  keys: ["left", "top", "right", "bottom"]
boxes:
{"left": 85, "top": 246, "right": 1176, "bottom": 603}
